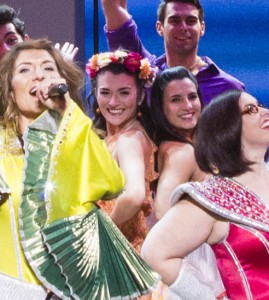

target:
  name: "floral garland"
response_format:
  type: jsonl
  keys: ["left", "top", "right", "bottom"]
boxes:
{"left": 86, "top": 50, "right": 157, "bottom": 87}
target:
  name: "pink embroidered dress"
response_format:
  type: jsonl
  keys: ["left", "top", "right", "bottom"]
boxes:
{"left": 171, "top": 175, "right": 269, "bottom": 300}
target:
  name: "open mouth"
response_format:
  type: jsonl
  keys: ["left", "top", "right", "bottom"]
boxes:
{"left": 29, "top": 87, "right": 37, "bottom": 96}
{"left": 108, "top": 109, "right": 124, "bottom": 115}
{"left": 180, "top": 113, "right": 194, "bottom": 119}
{"left": 261, "top": 120, "right": 269, "bottom": 129}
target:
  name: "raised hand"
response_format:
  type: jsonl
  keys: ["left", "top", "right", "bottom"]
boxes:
{"left": 101, "top": 0, "right": 130, "bottom": 30}
{"left": 55, "top": 42, "right": 79, "bottom": 62}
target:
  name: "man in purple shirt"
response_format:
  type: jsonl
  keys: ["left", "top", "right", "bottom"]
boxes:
{"left": 102, "top": 0, "right": 245, "bottom": 105}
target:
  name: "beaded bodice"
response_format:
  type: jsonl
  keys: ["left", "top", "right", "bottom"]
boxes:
{"left": 172, "top": 176, "right": 269, "bottom": 232}
{"left": 171, "top": 175, "right": 269, "bottom": 300}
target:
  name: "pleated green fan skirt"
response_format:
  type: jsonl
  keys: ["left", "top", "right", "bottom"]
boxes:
{"left": 19, "top": 113, "right": 159, "bottom": 300}
{"left": 42, "top": 208, "right": 159, "bottom": 299}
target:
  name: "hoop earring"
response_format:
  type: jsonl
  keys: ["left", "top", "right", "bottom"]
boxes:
{"left": 210, "top": 163, "right": 220, "bottom": 175}
{"left": 137, "top": 106, "right": 142, "bottom": 117}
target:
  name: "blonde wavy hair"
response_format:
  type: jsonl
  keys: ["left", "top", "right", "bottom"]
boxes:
{"left": 0, "top": 38, "right": 85, "bottom": 135}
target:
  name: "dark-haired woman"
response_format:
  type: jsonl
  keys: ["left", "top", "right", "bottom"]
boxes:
{"left": 87, "top": 50, "right": 159, "bottom": 257}
{"left": 150, "top": 66, "right": 205, "bottom": 220}
{"left": 142, "top": 89, "right": 269, "bottom": 299}
{"left": 148, "top": 67, "right": 226, "bottom": 299}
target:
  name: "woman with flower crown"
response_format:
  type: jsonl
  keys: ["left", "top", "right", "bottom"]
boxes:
{"left": 86, "top": 50, "right": 158, "bottom": 263}
{"left": 0, "top": 39, "right": 159, "bottom": 299}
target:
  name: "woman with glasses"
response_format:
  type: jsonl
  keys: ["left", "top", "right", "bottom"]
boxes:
{"left": 142, "top": 89, "right": 269, "bottom": 299}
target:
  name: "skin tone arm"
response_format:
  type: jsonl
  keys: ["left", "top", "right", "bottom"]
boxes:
{"left": 154, "top": 142, "right": 205, "bottom": 219}
{"left": 109, "top": 131, "right": 149, "bottom": 225}
{"left": 101, "top": 0, "right": 131, "bottom": 30}
{"left": 141, "top": 197, "right": 226, "bottom": 285}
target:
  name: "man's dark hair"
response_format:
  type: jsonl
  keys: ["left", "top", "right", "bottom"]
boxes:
{"left": 157, "top": 0, "right": 204, "bottom": 24}
{"left": 0, "top": 5, "right": 26, "bottom": 38}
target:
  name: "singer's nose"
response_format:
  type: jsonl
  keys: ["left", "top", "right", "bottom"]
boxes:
{"left": 33, "top": 66, "right": 45, "bottom": 81}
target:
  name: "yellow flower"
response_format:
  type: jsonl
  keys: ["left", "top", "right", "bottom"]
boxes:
{"left": 139, "top": 58, "right": 151, "bottom": 79}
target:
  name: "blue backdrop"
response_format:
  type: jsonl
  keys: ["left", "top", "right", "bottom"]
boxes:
{"left": 86, "top": 0, "right": 269, "bottom": 107}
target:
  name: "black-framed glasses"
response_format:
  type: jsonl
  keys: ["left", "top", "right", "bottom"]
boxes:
{"left": 241, "top": 103, "right": 268, "bottom": 115}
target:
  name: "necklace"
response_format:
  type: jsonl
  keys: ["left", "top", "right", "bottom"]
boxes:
{"left": 188, "top": 57, "right": 201, "bottom": 71}
{"left": 105, "top": 119, "right": 138, "bottom": 145}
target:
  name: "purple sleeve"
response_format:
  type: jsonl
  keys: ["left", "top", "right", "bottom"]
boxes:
{"left": 197, "top": 57, "right": 246, "bottom": 105}
{"left": 104, "top": 18, "right": 156, "bottom": 63}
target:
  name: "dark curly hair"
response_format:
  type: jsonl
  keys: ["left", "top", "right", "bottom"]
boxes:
{"left": 157, "top": 0, "right": 204, "bottom": 24}
{"left": 0, "top": 5, "right": 26, "bottom": 38}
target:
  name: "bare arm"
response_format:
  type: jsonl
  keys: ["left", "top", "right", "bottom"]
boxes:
{"left": 102, "top": 0, "right": 154, "bottom": 58}
{"left": 101, "top": 0, "right": 131, "bottom": 30}
{"left": 154, "top": 143, "right": 205, "bottom": 219}
{"left": 141, "top": 198, "right": 218, "bottom": 285}
{"left": 109, "top": 131, "right": 149, "bottom": 225}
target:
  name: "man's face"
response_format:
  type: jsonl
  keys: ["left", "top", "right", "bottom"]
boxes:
{"left": 156, "top": 2, "right": 205, "bottom": 55}
{"left": 0, "top": 23, "right": 26, "bottom": 61}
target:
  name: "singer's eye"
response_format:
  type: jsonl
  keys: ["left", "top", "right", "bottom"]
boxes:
{"left": 43, "top": 62, "right": 58, "bottom": 72}
{"left": 18, "top": 68, "right": 29, "bottom": 74}
{"left": 44, "top": 67, "right": 55, "bottom": 71}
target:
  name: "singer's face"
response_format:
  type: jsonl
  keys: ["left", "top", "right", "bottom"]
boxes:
{"left": 11, "top": 49, "right": 61, "bottom": 121}
{"left": 96, "top": 71, "right": 139, "bottom": 128}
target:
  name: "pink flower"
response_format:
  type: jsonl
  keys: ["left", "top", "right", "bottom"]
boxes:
{"left": 110, "top": 54, "right": 119, "bottom": 64}
{"left": 86, "top": 54, "right": 99, "bottom": 78}
{"left": 85, "top": 50, "right": 156, "bottom": 86}
{"left": 86, "top": 67, "right": 97, "bottom": 78}
{"left": 123, "top": 52, "right": 142, "bottom": 73}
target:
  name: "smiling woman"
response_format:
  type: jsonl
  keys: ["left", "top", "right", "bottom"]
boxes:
{"left": 149, "top": 66, "right": 204, "bottom": 220}
{"left": 0, "top": 39, "right": 159, "bottom": 299}
{"left": 88, "top": 50, "right": 159, "bottom": 272}
{"left": 147, "top": 66, "right": 226, "bottom": 299}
